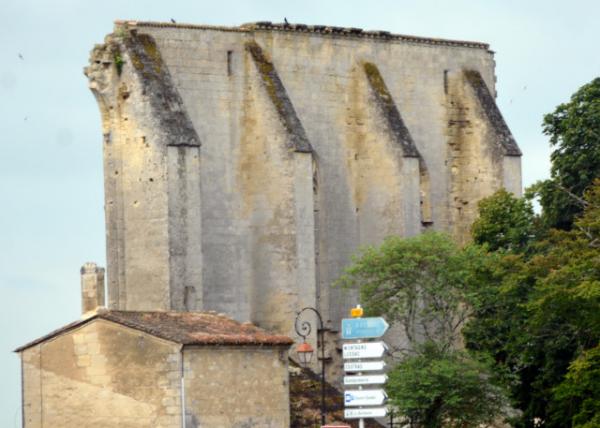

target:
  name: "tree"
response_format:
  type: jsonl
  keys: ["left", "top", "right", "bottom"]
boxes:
{"left": 465, "top": 180, "right": 600, "bottom": 428}
{"left": 338, "top": 232, "right": 509, "bottom": 427}
{"left": 525, "top": 181, "right": 600, "bottom": 427}
{"left": 534, "top": 77, "right": 600, "bottom": 230}
{"left": 471, "top": 189, "right": 537, "bottom": 252}
{"left": 387, "top": 345, "right": 507, "bottom": 428}
{"left": 338, "top": 232, "right": 484, "bottom": 352}
{"left": 551, "top": 345, "right": 600, "bottom": 428}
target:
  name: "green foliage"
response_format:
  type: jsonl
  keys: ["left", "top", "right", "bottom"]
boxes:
{"left": 338, "top": 233, "right": 510, "bottom": 426}
{"left": 338, "top": 232, "right": 485, "bottom": 351}
{"left": 533, "top": 77, "right": 600, "bottom": 230}
{"left": 465, "top": 78, "right": 600, "bottom": 426}
{"left": 113, "top": 50, "right": 124, "bottom": 75}
{"left": 465, "top": 180, "right": 600, "bottom": 427}
{"left": 471, "top": 189, "right": 537, "bottom": 252}
{"left": 387, "top": 344, "right": 508, "bottom": 428}
{"left": 551, "top": 345, "right": 600, "bottom": 428}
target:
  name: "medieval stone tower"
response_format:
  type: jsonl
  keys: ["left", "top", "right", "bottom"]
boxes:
{"left": 85, "top": 20, "right": 521, "bottom": 342}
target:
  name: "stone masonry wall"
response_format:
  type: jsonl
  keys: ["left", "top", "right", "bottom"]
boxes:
{"left": 86, "top": 21, "right": 521, "bottom": 346}
{"left": 183, "top": 346, "right": 290, "bottom": 427}
{"left": 21, "top": 320, "right": 182, "bottom": 428}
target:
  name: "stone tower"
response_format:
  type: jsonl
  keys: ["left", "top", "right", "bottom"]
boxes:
{"left": 85, "top": 20, "right": 521, "bottom": 340}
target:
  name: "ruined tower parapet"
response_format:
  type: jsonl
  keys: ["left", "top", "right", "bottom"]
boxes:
{"left": 85, "top": 28, "right": 203, "bottom": 312}
{"left": 85, "top": 20, "right": 521, "bottom": 342}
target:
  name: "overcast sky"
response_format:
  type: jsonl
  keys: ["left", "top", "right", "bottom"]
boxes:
{"left": 1, "top": 0, "right": 599, "bottom": 425}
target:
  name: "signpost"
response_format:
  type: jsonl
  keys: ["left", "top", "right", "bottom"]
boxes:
{"left": 344, "top": 389, "right": 387, "bottom": 406}
{"left": 342, "top": 307, "right": 389, "bottom": 428}
{"left": 344, "top": 407, "right": 388, "bottom": 419}
{"left": 344, "top": 361, "right": 386, "bottom": 372}
{"left": 342, "top": 317, "right": 389, "bottom": 339}
{"left": 342, "top": 342, "right": 387, "bottom": 359}
{"left": 344, "top": 374, "right": 387, "bottom": 386}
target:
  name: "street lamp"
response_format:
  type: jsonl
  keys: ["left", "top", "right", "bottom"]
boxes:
{"left": 295, "top": 307, "right": 327, "bottom": 426}
{"left": 296, "top": 341, "right": 314, "bottom": 365}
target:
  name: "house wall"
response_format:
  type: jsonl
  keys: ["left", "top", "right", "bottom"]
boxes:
{"left": 20, "top": 320, "right": 182, "bottom": 428}
{"left": 183, "top": 346, "right": 290, "bottom": 427}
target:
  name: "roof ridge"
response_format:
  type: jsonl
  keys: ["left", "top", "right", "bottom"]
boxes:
{"left": 15, "top": 310, "right": 293, "bottom": 352}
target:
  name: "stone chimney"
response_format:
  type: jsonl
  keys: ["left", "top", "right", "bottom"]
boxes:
{"left": 80, "top": 262, "right": 105, "bottom": 315}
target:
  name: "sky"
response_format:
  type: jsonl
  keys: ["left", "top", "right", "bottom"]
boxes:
{"left": 0, "top": 0, "right": 599, "bottom": 425}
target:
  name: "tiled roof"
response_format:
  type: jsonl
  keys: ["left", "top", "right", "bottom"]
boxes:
{"left": 119, "top": 20, "right": 490, "bottom": 50}
{"left": 14, "top": 310, "right": 293, "bottom": 352}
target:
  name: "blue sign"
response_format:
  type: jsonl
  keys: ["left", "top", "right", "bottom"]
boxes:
{"left": 341, "top": 317, "right": 389, "bottom": 339}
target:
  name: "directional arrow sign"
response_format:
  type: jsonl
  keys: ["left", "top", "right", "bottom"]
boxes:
{"left": 343, "top": 342, "right": 387, "bottom": 359}
{"left": 342, "top": 317, "right": 389, "bottom": 339}
{"left": 344, "top": 389, "right": 387, "bottom": 407}
{"left": 344, "top": 361, "right": 386, "bottom": 372}
{"left": 344, "top": 374, "right": 388, "bottom": 385}
{"left": 344, "top": 407, "right": 388, "bottom": 419}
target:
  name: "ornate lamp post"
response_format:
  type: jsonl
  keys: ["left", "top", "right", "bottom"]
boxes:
{"left": 295, "top": 307, "right": 327, "bottom": 426}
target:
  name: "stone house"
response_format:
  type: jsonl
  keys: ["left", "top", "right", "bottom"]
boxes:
{"left": 16, "top": 308, "right": 293, "bottom": 427}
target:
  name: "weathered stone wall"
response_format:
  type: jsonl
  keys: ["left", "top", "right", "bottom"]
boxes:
{"left": 183, "top": 346, "right": 290, "bottom": 427}
{"left": 20, "top": 317, "right": 292, "bottom": 428}
{"left": 21, "top": 320, "right": 182, "bottom": 428}
{"left": 86, "top": 32, "right": 203, "bottom": 313}
{"left": 86, "top": 21, "right": 521, "bottom": 341}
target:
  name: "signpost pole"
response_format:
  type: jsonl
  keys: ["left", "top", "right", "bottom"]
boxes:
{"left": 319, "top": 325, "right": 326, "bottom": 427}
{"left": 358, "top": 338, "right": 364, "bottom": 428}
{"left": 342, "top": 306, "right": 389, "bottom": 428}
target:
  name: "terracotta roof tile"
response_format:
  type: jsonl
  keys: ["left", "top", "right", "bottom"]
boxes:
{"left": 15, "top": 310, "right": 293, "bottom": 352}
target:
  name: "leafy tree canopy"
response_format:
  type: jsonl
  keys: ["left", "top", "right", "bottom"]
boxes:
{"left": 338, "top": 232, "right": 485, "bottom": 352}
{"left": 551, "top": 345, "right": 600, "bottom": 428}
{"left": 471, "top": 188, "right": 536, "bottom": 252}
{"left": 465, "top": 180, "right": 600, "bottom": 427}
{"left": 338, "top": 232, "right": 510, "bottom": 427}
{"left": 533, "top": 77, "right": 600, "bottom": 230}
{"left": 387, "top": 344, "right": 508, "bottom": 428}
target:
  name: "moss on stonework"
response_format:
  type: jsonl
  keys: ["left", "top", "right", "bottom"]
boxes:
{"left": 462, "top": 69, "right": 521, "bottom": 156}
{"left": 363, "top": 62, "right": 392, "bottom": 102}
{"left": 138, "top": 34, "right": 162, "bottom": 74}
{"left": 245, "top": 41, "right": 284, "bottom": 112}
{"left": 126, "top": 33, "right": 163, "bottom": 75}
{"left": 130, "top": 52, "right": 144, "bottom": 71}
{"left": 244, "top": 40, "right": 312, "bottom": 152}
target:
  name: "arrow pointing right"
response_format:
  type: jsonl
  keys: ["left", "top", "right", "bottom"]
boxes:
{"left": 342, "top": 341, "right": 388, "bottom": 359}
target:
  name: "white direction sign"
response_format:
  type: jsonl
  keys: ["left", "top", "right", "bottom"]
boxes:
{"left": 344, "top": 389, "right": 387, "bottom": 406}
{"left": 344, "top": 360, "right": 386, "bottom": 372}
{"left": 344, "top": 407, "right": 388, "bottom": 419}
{"left": 344, "top": 374, "right": 388, "bottom": 385}
{"left": 343, "top": 341, "right": 387, "bottom": 359}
